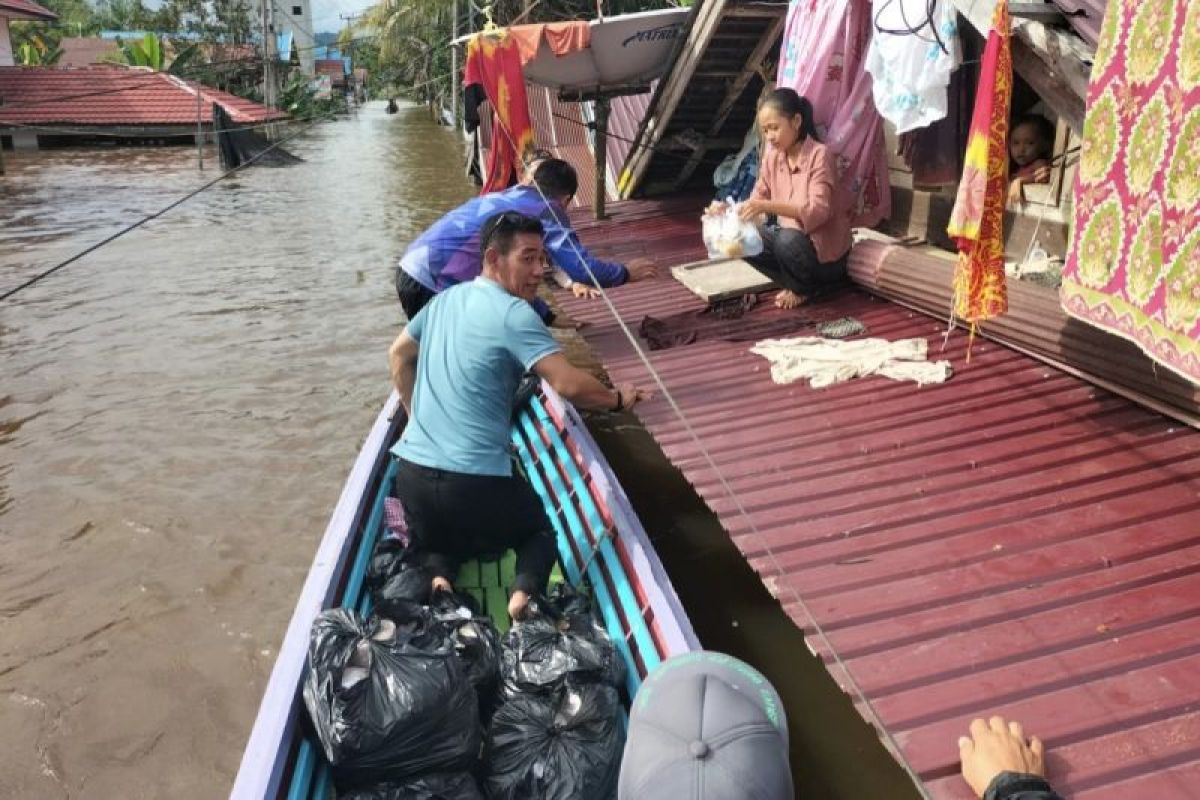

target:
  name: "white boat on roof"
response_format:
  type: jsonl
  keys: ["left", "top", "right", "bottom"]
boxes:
{"left": 520, "top": 8, "right": 690, "bottom": 95}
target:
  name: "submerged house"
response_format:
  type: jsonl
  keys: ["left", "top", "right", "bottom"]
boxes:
{"left": 0, "top": 0, "right": 56, "bottom": 66}
{"left": 514, "top": 0, "right": 1200, "bottom": 797}
{"left": 0, "top": 65, "right": 287, "bottom": 149}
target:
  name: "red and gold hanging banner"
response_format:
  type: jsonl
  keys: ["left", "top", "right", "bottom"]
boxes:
{"left": 946, "top": 0, "right": 1013, "bottom": 329}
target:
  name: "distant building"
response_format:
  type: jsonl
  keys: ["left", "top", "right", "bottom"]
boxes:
{"left": 0, "top": 0, "right": 57, "bottom": 66}
{"left": 314, "top": 58, "right": 346, "bottom": 90}
{"left": 58, "top": 36, "right": 121, "bottom": 67}
{"left": 0, "top": 65, "right": 287, "bottom": 149}
{"left": 249, "top": 0, "right": 315, "bottom": 76}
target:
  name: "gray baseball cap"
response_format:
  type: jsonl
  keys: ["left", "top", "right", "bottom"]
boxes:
{"left": 618, "top": 651, "right": 793, "bottom": 800}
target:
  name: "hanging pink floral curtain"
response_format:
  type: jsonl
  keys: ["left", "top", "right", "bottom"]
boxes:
{"left": 775, "top": 0, "right": 891, "bottom": 228}
{"left": 1060, "top": 0, "right": 1200, "bottom": 383}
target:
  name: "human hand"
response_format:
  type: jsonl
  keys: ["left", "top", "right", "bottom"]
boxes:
{"left": 625, "top": 257, "right": 657, "bottom": 282}
{"left": 571, "top": 281, "right": 601, "bottom": 299}
{"left": 959, "top": 716, "right": 1046, "bottom": 799}
{"left": 738, "top": 199, "right": 767, "bottom": 222}
{"left": 1031, "top": 164, "right": 1052, "bottom": 184}
{"left": 507, "top": 589, "right": 531, "bottom": 620}
{"left": 1007, "top": 179, "right": 1026, "bottom": 208}
{"left": 614, "top": 382, "right": 652, "bottom": 411}
{"left": 706, "top": 201, "right": 728, "bottom": 216}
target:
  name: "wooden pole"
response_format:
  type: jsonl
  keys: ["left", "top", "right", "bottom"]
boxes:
{"left": 593, "top": 96, "right": 609, "bottom": 220}
{"left": 451, "top": 0, "right": 460, "bottom": 127}
{"left": 195, "top": 80, "right": 204, "bottom": 170}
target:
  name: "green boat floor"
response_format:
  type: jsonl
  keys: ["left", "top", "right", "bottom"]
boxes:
{"left": 454, "top": 552, "right": 563, "bottom": 634}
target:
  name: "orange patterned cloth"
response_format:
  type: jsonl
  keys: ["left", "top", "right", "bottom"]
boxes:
{"left": 464, "top": 33, "right": 536, "bottom": 194}
{"left": 507, "top": 21, "right": 591, "bottom": 65}
{"left": 946, "top": 0, "right": 1012, "bottom": 325}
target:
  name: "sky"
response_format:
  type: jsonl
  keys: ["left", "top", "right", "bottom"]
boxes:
{"left": 311, "top": 0, "right": 375, "bottom": 35}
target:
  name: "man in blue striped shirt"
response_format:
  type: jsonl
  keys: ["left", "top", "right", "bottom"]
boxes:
{"left": 394, "top": 159, "right": 656, "bottom": 323}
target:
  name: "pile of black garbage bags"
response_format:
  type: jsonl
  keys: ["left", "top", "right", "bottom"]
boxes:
{"left": 303, "top": 539, "right": 626, "bottom": 800}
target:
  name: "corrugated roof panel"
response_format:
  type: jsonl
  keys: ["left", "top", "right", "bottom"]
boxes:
{"left": 0, "top": 66, "right": 287, "bottom": 125}
{"left": 556, "top": 197, "right": 1200, "bottom": 800}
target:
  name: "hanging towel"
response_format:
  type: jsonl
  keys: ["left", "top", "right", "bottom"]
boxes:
{"left": 776, "top": 0, "right": 891, "bottom": 228}
{"left": 750, "top": 335, "right": 953, "bottom": 388}
{"left": 463, "top": 33, "right": 536, "bottom": 193}
{"left": 508, "top": 21, "right": 592, "bottom": 64}
{"left": 865, "top": 0, "right": 961, "bottom": 133}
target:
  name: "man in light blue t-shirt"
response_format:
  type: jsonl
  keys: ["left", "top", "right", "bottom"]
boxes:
{"left": 388, "top": 211, "right": 651, "bottom": 619}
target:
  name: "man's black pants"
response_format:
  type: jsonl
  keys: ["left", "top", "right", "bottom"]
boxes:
{"left": 394, "top": 458, "right": 558, "bottom": 596}
{"left": 396, "top": 268, "right": 435, "bottom": 321}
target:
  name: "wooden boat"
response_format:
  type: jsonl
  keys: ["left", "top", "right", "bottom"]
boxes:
{"left": 230, "top": 384, "right": 699, "bottom": 799}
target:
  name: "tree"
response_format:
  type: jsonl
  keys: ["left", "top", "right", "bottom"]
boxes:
{"left": 112, "top": 32, "right": 200, "bottom": 73}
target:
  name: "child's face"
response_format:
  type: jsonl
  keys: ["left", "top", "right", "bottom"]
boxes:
{"left": 1010, "top": 123, "right": 1046, "bottom": 167}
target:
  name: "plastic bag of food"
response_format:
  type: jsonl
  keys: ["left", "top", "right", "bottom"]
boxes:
{"left": 701, "top": 201, "right": 764, "bottom": 260}
{"left": 302, "top": 608, "right": 481, "bottom": 791}
{"left": 339, "top": 772, "right": 484, "bottom": 800}
{"left": 484, "top": 682, "right": 624, "bottom": 800}
{"left": 428, "top": 589, "right": 502, "bottom": 704}
{"left": 367, "top": 538, "right": 433, "bottom": 615}
{"left": 499, "top": 583, "right": 624, "bottom": 699}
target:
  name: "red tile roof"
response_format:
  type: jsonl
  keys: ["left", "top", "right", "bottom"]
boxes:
{"left": 58, "top": 37, "right": 121, "bottom": 68}
{"left": 0, "top": 66, "right": 287, "bottom": 126}
{"left": 0, "top": 0, "right": 56, "bottom": 20}
{"left": 557, "top": 197, "right": 1200, "bottom": 800}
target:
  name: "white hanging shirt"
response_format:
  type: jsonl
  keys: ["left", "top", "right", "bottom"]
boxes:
{"left": 865, "top": 0, "right": 962, "bottom": 134}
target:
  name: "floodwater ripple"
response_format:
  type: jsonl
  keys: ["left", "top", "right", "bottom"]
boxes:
{"left": 0, "top": 102, "right": 475, "bottom": 799}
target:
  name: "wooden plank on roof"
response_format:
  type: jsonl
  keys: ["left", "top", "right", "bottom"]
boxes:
{"left": 671, "top": 257, "right": 776, "bottom": 300}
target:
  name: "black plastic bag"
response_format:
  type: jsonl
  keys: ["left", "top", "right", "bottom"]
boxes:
{"left": 339, "top": 772, "right": 484, "bottom": 800}
{"left": 428, "top": 590, "right": 501, "bottom": 700}
{"left": 367, "top": 538, "right": 432, "bottom": 615}
{"left": 484, "top": 682, "right": 623, "bottom": 800}
{"left": 303, "top": 608, "right": 481, "bottom": 791}
{"left": 500, "top": 584, "right": 624, "bottom": 698}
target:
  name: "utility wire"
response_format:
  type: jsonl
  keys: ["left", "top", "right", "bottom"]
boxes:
{"left": 0, "top": 116, "right": 328, "bottom": 303}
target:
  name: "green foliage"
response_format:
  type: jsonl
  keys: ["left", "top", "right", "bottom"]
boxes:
{"left": 16, "top": 36, "right": 63, "bottom": 65}
{"left": 278, "top": 71, "right": 342, "bottom": 120}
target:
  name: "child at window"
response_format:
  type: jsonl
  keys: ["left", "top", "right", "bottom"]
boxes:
{"left": 1007, "top": 114, "right": 1055, "bottom": 207}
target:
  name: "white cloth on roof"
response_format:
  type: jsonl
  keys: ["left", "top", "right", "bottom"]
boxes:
{"left": 864, "top": 0, "right": 962, "bottom": 134}
{"left": 750, "top": 335, "right": 953, "bottom": 388}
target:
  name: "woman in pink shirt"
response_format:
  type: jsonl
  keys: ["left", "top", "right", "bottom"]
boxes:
{"left": 737, "top": 89, "right": 853, "bottom": 309}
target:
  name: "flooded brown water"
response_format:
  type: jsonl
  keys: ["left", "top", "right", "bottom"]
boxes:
{"left": 2, "top": 102, "right": 919, "bottom": 799}
{"left": 0, "top": 102, "right": 474, "bottom": 798}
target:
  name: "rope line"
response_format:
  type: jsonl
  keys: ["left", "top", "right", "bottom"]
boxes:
{"left": 486, "top": 107, "right": 933, "bottom": 799}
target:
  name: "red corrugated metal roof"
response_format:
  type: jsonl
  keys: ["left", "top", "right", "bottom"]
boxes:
{"left": 0, "top": 66, "right": 287, "bottom": 126}
{"left": 557, "top": 197, "right": 1200, "bottom": 800}
{"left": 607, "top": 86, "right": 653, "bottom": 186}
{"left": 0, "top": 0, "right": 56, "bottom": 20}
{"left": 525, "top": 83, "right": 601, "bottom": 209}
